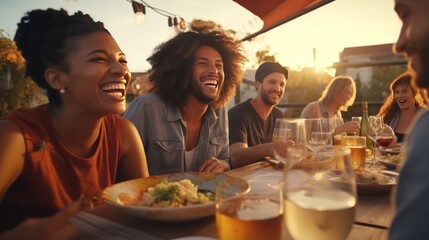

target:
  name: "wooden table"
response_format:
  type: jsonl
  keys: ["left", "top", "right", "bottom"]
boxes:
{"left": 74, "top": 161, "right": 395, "bottom": 240}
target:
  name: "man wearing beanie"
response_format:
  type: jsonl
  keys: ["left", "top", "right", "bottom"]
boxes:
{"left": 228, "top": 62, "right": 288, "bottom": 168}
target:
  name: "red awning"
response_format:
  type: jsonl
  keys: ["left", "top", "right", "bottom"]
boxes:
{"left": 234, "top": 0, "right": 335, "bottom": 41}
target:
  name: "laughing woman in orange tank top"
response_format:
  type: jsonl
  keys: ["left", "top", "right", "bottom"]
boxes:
{"left": 0, "top": 8, "right": 149, "bottom": 238}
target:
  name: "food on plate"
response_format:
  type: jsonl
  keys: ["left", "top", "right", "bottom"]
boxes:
{"left": 118, "top": 179, "right": 214, "bottom": 207}
{"left": 354, "top": 169, "right": 392, "bottom": 184}
{"left": 382, "top": 151, "right": 405, "bottom": 164}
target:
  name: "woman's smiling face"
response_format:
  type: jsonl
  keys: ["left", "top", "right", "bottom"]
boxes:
{"left": 62, "top": 31, "right": 131, "bottom": 115}
{"left": 394, "top": 84, "right": 415, "bottom": 110}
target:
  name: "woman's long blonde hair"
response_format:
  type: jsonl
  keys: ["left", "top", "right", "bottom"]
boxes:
{"left": 319, "top": 76, "right": 356, "bottom": 111}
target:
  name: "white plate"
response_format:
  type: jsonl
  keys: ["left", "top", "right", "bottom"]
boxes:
{"left": 355, "top": 169, "right": 397, "bottom": 194}
{"left": 102, "top": 172, "right": 249, "bottom": 222}
{"left": 377, "top": 156, "right": 400, "bottom": 170}
{"left": 356, "top": 176, "right": 396, "bottom": 194}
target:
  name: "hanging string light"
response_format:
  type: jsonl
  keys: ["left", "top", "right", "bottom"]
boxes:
{"left": 168, "top": 17, "right": 173, "bottom": 27}
{"left": 131, "top": 1, "right": 146, "bottom": 25}
{"left": 127, "top": 0, "right": 187, "bottom": 31}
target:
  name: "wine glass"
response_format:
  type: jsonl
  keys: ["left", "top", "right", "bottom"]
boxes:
{"left": 376, "top": 124, "right": 395, "bottom": 156}
{"left": 367, "top": 116, "right": 383, "bottom": 162}
{"left": 273, "top": 118, "right": 307, "bottom": 169}
{"left": 321, "top": 117, "right": 344, "bottom": 146}
{"left": 305, "top": 118, "right": 332, "bottom": 152}
{"left": 272, "top": 121, "right": 292, "bottom": 164}
{"left": 284, "top": 148, "right": 357, "bottom": 240}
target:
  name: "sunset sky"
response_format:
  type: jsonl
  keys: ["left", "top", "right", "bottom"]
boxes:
{"left": 1, "top": 0, "right": 401, "bottom": 72}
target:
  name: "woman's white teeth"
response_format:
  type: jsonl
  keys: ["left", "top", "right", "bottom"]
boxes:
{"left": 102, "top": 83, "right": 125, "bottom": 91}
{"left": 102, "top": 83, "right": 126, "bottom": 97}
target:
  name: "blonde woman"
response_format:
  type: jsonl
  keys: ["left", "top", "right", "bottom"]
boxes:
{"left": 300, "top": 76, "right": 359, "bottom": 135}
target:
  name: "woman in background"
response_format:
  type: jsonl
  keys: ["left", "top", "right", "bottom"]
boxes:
{"left": 0, "top": 8, "right": 149, "bottom": 237}
{"left": 300, "top": 76, "right": 360, "bottom": 135}
{"left": 378, "top": 72, "right": 427, "bottom": 142}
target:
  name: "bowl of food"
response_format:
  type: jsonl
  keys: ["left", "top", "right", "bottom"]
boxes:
{"left": 102, "top": 172, "right": 249, "bottom": 221}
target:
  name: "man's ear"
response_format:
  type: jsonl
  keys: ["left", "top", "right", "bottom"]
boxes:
{"left": 44, "top": 68, "right": 66, "bottom": 90}
{"left": 255, "top": 80, "right": 261, "bottom": 91}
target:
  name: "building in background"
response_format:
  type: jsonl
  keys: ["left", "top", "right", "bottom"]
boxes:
{"left": 334, "top": 43, "right": 406, "bottom": 84}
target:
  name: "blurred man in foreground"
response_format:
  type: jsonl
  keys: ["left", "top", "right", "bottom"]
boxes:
{"left": 389, "top": 0, "right": 429, "bottom": 239}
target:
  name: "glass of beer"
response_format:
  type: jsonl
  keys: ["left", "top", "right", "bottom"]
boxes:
{"left": 216, "top": 179, "right": 283, "bottom": 240}
{"left": 284, "top": 148, "right": 357, "bottom": 240}
{"left": 341, "top": 135, "right": 366, "bottom": 169}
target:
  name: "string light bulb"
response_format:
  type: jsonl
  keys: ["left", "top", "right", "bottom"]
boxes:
{"left": 131, "top": 1, "right": 146, "bottom": 25}
{"left": 179, "top": 18, "right": 186, "bottom": 30}
{"left": 173, "top": 17, "right": 178, "bottom": 26}
{"left": 168, "top": 17, "right": 173, "bottom": 27}
{"left": 65, "top": 0, "right": 79, "bottom": 6}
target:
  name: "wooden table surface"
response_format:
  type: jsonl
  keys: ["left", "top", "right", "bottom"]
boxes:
{"left": 76, "top": 160, "right": 395, "bottom": 240}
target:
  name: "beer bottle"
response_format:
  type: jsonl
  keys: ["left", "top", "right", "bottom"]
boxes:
{"left": 359, "top": 102, "right": 373, "bottom": 156}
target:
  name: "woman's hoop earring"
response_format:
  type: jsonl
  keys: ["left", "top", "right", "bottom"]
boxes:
{"left": 60, "top": 89, "right": 66, "bottom": 94}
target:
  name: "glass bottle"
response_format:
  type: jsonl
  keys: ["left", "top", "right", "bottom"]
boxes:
{"left": 359, "top": 102, "right": 373, "bottom": 156}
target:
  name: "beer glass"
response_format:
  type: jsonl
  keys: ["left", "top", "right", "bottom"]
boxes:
{"left": 284, "top": 148, "right": 357, "bottom": 240}
{"left": 216, "top": 180, "right": 283, "bottom": 240}
{"left": 341, "top": 135, "right": 366, "bottom": 169}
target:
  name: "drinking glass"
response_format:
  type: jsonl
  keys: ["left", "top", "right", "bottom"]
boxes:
{"left": 367, "top": 116, "right": 383, "bottom": 161}
{"left": 272, "top": 121, "right": 292, "bottom": 164}
{"left": 305, "top": 118, "right": 332, "bottom": 152}
{"left": 274, "top": 118, "right": 307, "bottom": 169}
{"left": 284, "top": 148, "right": 357, "bottom": 240}
{"left": 375, "top": 124, "right": 395, "bottom": 155}
{"left": 341, "top": 135, "right": 366, "bottom": 169}
{"left": 351, "top": 116, "right": 362, "bottom": 124}
{"left": 216, "top": 180, "right": 283, "bottom": 240}
{"left": 321, "top": 117, "right": 344, "bottom": 145}
{"left": 351, "top": 117, "right": 362, "bottom": 135}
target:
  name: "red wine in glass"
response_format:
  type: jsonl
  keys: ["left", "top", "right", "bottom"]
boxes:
{"left": 376, "top": 136, "right": 394, "bottom": 147}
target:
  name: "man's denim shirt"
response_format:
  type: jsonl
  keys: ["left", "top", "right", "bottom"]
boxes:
{"left": 123, "top": 93, "right": 230, "bottom": 175}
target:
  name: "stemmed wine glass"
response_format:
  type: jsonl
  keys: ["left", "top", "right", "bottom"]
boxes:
{"left": 284, "top": 148, "right": 357, "bottom": 240}
{"left": 376, "top": 124, "right": 395, "bottom": 156}
{"left": 272, "top": 118, "right": 307, "bottom": 169}
{"left": 305, "top": 118, "right": 332, "bottom": 153}
{"left": 272, "top": 121, "right": 291, "bottom": 164}
{"left": 321, "top": 117, "right": 344, "bottom": 145}
{"left": 367, "top": 116, "right": 383, "bottom": 162}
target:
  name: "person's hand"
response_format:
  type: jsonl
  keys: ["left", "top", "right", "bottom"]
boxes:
{"left": 0, "top": 199, "right": 83, "bottom": 240}
{"left": 199, "top": 157, "right": 229, "bottom": 172}
{"left": 335, "top": 121, "right": 360, "bottom": 135}
{"left": 271, "top": 139, "right": 295, "bottom": 159}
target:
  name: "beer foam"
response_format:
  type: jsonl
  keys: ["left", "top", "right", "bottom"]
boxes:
{"left": 237, "top": 199, "right": 280, "bottom": 220}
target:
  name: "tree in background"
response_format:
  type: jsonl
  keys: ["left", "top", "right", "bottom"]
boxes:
{"left": 345, "top": 65, "right": 407, "bottom": 119}
{"left": 0, "top": 30, "right": 41, "bottom": 117}
{"left": 282, "top": 68, "right": 332, "bottom": 117}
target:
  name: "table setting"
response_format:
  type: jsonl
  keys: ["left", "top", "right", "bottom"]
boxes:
{"left": 70, "top": 118, "right": 396, "bottom": 239}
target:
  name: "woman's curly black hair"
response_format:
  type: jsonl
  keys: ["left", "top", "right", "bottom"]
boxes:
{"left": 147, "top": 29, "right": 247, "bottom": 109}
{"left": 14, "top": 8, "right": 110, "bottom": 107}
